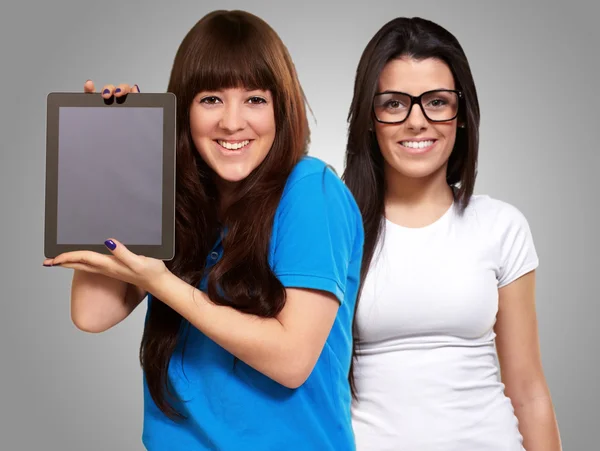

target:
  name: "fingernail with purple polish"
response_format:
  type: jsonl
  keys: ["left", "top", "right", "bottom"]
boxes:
{"left": 104, "top": 240, "right": 116, "bottom": 250}
{"left": 115, "top": 88, "right": 121, "bottom": 93}
{"left": 135, "top": 85, "right": 140, "bottom": 92}
{"left": 103, "top": 89, "right": 110, "bottom": 95}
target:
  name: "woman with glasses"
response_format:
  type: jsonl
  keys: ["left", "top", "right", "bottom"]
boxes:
{"left": 343, "top": 17, "right": 561, "bottom": 450}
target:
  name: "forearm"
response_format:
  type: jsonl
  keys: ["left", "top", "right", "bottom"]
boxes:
{"left": 149, "top": 271, "right": 304, "bottom": 388}
{"left": 512, "top": 394, "right": 562, "bottom": 451}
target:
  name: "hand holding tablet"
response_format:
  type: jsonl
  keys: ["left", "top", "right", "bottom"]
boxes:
{"left": 44, "top": 81, "right": 176, "bottom": 262}
{"left": 85, "top": 80, "right": 141, "bottom": 98}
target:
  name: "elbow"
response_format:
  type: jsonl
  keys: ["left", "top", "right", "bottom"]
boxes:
{"left": 277, "top": 356, "right": 317, "bottom": 389}
{"left": 505, "top": 376, "right": 552, "bottom": 408}
{"left": 72, "top": 317, "right": 106, "bottom": 334}
{"left": 70, "top": 309, "right": 109, "bottom": 334}
{"left": 279, "top": 374, "right": 309, "bottom": 390}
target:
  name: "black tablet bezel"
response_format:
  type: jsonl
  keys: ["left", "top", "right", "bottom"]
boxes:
{"left": 44, "top": 92, "right": 177, "bottom": 260}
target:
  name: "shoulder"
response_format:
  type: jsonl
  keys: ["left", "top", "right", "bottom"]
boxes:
{"left": 281, "top": 156, "right": 359, "bottom": 213}
{"left": 463, "top": 195, "right": 539, "bottom": 285}
{"left": 283, "top": 156, "right": 339, "bottom": 192}
{"left": 462, "top": 194, "right": 532, "bottom": 231}
{"left": 274, "top": 156, "right": 363, "bottom": 242}
{"left": 460, "top": 194, "right": 537, "bottom": 271}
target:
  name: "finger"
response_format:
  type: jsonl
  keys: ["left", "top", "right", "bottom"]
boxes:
{"left": 104, "top": 238, "right": 138, "bottom": 269}
{"left": 101, "top": 84, "right": 116, "bottom": 99}
{"left": 114, "top": 83, "right": 131, "bottom": 97}
{"left": 52, "top": 250, "right": 116, "bottom": 268}
{"left": 54, "top": 262, "right": 105, "bottom": 274}
{"left": 53, "top": 251, "right": 132, "bottom": 279}
{"left": 84, "top": 79, "right": 95, "bottom": 93}
{"left": 132, "top": 84, "right": 141, "bottom": 93}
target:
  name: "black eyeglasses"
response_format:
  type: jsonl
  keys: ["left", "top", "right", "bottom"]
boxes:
{"left": 373, "top": 89, "right": 463, "bottom": 124}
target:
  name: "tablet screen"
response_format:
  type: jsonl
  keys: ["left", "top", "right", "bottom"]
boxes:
{"left": 56, "top": 107, "right": 163, "bottom": 245}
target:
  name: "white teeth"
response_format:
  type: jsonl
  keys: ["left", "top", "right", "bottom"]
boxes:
{"left": 400, "top": 140, "right": 435, "bottom": 149}
{"left": 217, "top": 140, "right": 250, "bottom": 150}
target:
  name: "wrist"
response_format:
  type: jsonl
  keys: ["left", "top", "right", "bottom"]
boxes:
{"left": 145, "top": 267, "right": 175, "bottom": 299}
{"left": 145, "top": 270, "right": 209, "bottom": 323}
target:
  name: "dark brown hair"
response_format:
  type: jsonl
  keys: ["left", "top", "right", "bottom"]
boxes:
{"left": 139, "top": 10, "right": 310, "bottom": 419}
{"left": 342, "top": 17, "right": 481, "bottom": 398}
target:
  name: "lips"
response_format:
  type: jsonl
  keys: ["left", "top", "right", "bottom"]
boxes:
{"left": 396, "top": 138, "right": 438, "bottom": 155}
{"left": 399, "top": 139, "right": 437, "bottom": 149}
{"left": 216, "top": 139, "right": 251, "bottom": 150}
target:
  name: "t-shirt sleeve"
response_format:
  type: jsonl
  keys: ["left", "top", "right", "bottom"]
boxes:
{"left": 271, "top": 166, "right": 362, "bottom": 304}
{"left": 496, "top": 203, "right": 539, "bottom": 288}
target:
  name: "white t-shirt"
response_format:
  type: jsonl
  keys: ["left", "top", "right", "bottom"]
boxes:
{"left": 351, "top": 194, "right": 539, "bottom": 451}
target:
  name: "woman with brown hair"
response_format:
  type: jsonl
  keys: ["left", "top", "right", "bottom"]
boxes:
{"left": 44, "top": 10, "right": 363, "bottom": 450}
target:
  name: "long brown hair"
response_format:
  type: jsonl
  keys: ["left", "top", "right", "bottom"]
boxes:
{"left": 342, "top": 17, "right": 481, "bottom": 398}
{"left": 139, "top": 10, "right": 310, "bottom": 419}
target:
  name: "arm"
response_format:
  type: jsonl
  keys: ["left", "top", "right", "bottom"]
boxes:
{"left": 150, "top": 277, "right": 339, "bottom": 388}
{"left": 70, "top": 269, "right": 146, "bottom": 333}
{"left": 149, "top": 168, "right": 357, "bottom": 388}
{"left": 54, "top": 80, "right": 146, "bottom": 333}
{"left": 495, "top": 270, "right": 562, "bottom": 451}
{"left": 50, "top": 165, "right": 361, "bottom": 387}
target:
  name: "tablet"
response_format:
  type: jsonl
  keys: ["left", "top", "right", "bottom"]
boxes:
{"left": 44, "top": 92, "right": 176, "bottom": 260}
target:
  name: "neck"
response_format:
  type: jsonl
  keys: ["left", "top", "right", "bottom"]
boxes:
{"left": 384, "top": 163, "right": 454, "bottom": 227}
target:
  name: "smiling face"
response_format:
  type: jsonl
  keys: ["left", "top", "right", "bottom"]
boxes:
{"left": 189, "top": 87, "right": 276, "bottom": 185}
{"left": 374, "top": 57, "right": 459, "bottom": 182}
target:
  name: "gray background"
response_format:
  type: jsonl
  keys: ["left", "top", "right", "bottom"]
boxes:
{"left": 57, "top": 107, "right": 163, "bottom": 245}
{"left": 1, "top": 0, "right": 597, "bottom": 450}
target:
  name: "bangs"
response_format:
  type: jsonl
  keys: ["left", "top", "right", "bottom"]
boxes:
{"left": 186, "top": 22, "right": 277, "bottom": 94}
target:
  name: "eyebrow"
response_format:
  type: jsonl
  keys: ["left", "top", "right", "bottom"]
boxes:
{"left": 198, "top": 88, "right": 270, "bottom": 94}
{"left": 244, "top": 88, "right": 270, "bottom": 94}
{"left": 376, "top": 88, "right": 455, "bottom": 95}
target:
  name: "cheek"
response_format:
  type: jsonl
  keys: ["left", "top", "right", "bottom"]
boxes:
{"left": 437, "top": 124, "right": 458, "bottom": 154}
{"left": 189, "top": 106, "right": 211, "bottom": 140}
{"left": 188, "top": 108, "right": 217, "bottom": 160}
{"left": 253, "top": 110, "right": 276, "bottom": 139}
{"left": 250, "top": 111, "right": 277, "bottom": 159}
{"left": 374, "top": 126, "right": 399, "bottom": 155}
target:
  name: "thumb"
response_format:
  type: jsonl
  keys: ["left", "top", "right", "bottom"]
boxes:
{"left": 104, "top": 238, "right": 137, "bottom": 267}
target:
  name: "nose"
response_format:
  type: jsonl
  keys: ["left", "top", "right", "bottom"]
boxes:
{"left": 218, "top": 103, "right": 246, "bottom": 132}
{"left": 404, "top": 103, "right": 429, "bottom": 132}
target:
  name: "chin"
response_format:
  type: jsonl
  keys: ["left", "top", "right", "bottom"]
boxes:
{"left": 387, "top": 159, "right": 448, "bottom": 180}
{"left": 212, "top": 161, "right": 259, "bottom": 183}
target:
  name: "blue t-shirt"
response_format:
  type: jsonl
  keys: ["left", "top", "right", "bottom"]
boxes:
{"left": 142, "top": 156, "right": 364, "bottom": 450}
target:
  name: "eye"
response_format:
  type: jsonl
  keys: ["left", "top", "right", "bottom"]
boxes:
{"left": 427, "top": 98, "right": 448, "bottom": 108}
{"left": 199, "top": 96, "right": 221, "bottom": 105}
{"left": 384, "top": 100, "right": 405, "bottom": 109}
{"left": 247, "top": 96, "right": 267, "bottom": 104}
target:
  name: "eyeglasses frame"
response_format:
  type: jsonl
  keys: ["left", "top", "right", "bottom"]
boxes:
{"left": 372, "top": 89, "right": 463, "bottom": 124}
